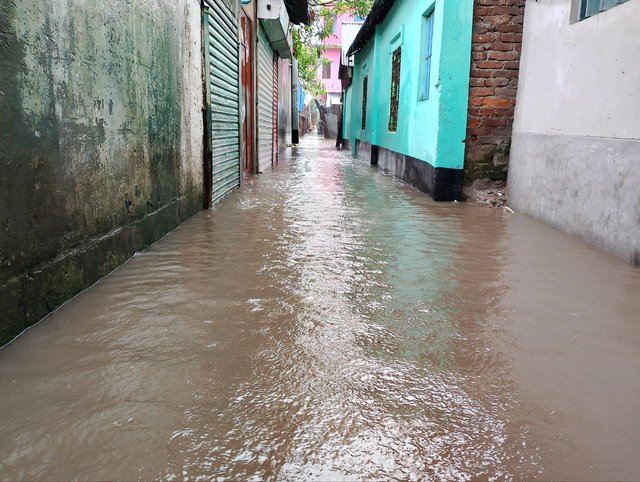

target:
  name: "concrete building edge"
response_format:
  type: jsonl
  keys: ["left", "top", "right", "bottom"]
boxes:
{"left": 509, "top": 198, "right": 640, "bottom": 268}
{"left": 508, "top": 131, "right": 640, "bottom": 267}
{"left": 0, "top": 192, "right": 203, "bottom": 346}
{"left": 355, "top": 140, "right": 463, "bottom": 202}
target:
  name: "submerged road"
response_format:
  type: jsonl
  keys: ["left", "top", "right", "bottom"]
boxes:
{"left": 1, "top": 137, "right": 640, "bottom": 480}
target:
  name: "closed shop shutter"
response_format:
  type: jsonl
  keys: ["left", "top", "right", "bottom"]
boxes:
{"left": 205, "top": 0, "right": 240, "bottom": 205}
{"left": 272, "top": 56, "right": 279, "bottom": 164}
{"left": 257, "top": 27, "right": 274, "bottom": 171}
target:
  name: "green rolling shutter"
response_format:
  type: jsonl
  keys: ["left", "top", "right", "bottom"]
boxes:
{"left": 204, "top": 0, "right": 241, "bottom": 205}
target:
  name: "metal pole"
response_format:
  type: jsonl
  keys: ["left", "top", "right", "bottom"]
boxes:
{"left": 291, "top": 58, "right": 300, "bottom": 145}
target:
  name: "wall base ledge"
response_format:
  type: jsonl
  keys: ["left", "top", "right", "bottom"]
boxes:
{"left": 508, "top": 131, "right": 640, "bottom": 266}
{"left": 0, "top": 192, "right": 202, "bottom": 346}
{"left": 355, "top": 140, "right": 463, "bottom": 202}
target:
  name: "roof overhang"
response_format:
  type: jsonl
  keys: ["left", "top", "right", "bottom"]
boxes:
{"left": 284, "top": 0, "right": 310, "bottom": 25}
{"left": 346, "top": 0, "right": 396, "bottom": 57}
{"left": 258, "top": 0, "right": 293, "bottom": 58}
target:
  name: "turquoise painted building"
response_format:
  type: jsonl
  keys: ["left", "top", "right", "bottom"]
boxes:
{"left": 343, "top": 0, "right": 473, "bottom": 201}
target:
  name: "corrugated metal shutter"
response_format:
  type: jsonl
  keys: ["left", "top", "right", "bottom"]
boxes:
{"left": 272, "top": 56, "right": 279, "bottom": 164}
{"left": 205, "top": 0, "right": 240, "bottom": 205}
{"left": 257, "top": 27, "right": 274, "bottom": 171}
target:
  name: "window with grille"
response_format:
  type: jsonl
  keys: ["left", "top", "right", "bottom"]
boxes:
{"left": 420, "top": 11, "right": 435, "bottom": 101}
{"left": 388, "top": 47, "right": 401, "bottom": 132}
{"left": 361, "top": 76, "right": 368, "bottom": 130}
{"left": 322, "top": 62, "right": 331, "bottom": 79}
{"left": 578, "top": 0, "right": 629, "bottom": 20}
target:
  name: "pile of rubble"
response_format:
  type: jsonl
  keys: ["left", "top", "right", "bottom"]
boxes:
{"left": 464, "top": 180, "right": 509, "bottom": 209}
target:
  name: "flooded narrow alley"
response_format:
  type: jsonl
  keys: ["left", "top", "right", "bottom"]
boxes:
{"left": 1, "top": 137, "right": 640, "bottom": 480}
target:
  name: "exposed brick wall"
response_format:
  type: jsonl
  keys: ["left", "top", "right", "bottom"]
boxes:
{"left": 465, "top": 0, "right": 525, "bottom": 182}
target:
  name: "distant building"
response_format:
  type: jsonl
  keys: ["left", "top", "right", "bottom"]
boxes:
{"left": 319, "top": 13, "right": 364, "bottom": 106}
{"left": 508, "top": 0, "right": 640, "bottom": 265}
{"left": 342, "top": 0, "right": 524, "bottom": 201}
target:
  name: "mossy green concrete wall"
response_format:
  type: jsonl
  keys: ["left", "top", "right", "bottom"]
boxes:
{"left": 0, "top": 0, "right": 204, "bottom": 345}
{"left": 347, "top": 0, "right": 473, "bottom": 170}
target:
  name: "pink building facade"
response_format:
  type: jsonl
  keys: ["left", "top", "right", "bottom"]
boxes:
{"left": 318, "top": 13, "right": 364, "bottom": 106}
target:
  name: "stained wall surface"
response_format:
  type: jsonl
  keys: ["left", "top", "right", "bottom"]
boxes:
{"left": 0, "top": 0, "right": 205, "bottom": 344}
{"left": 509, "top": 0, "right": 640, "bottom": 264}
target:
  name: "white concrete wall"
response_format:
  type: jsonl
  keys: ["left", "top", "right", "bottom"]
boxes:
{"left": 509, "top": 0, "right": 640, "bottom": 265}
{"left": 327, "top": 93, "right": 342, "bottom": 106}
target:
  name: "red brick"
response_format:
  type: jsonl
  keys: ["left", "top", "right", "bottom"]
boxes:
{"left": 498, "top": 6, "right": 521, "bottom": 14}
{"left": 484, "top": 15, "right": 512, "bottom": 26}
{"left": 470, "top": 87, "right": 495, "bottom": 97}
{"left": 470, "top": 68, "right": 493, "bottom": 78}
{"left": 482, "top": 97, "right": 513, "bottom": 107}
{"left": 500, "top": 33, "right": 523, "bottom": 43}
{"left": 488, "top": 42, "right": 515, "bottom": 51}
{"left": 467, "top": 116, "right": 482, "bottom": 128}
{"left": 477, "top": 107, "right": 497, "bottom": 116}
{"left": 496, "top": 25, "right": 523, "bottom": 33}
{"left": 488, "top": 50, "right": 518, "bottom": 61}
{"left": 501, "top": 69, "right": 520, "bottom": 78}
{"left": 484, "top": 117, "right": 508, "bottom": 127}
{"left": 493, "top": 106, "right": 516, "bottom": 117}
{"left": 496, "top": 87, "right": 519, "bottom": 97}
{"left": 485, "top": 77, "right": 509, "bottom": 87}
{"left": 465, "top": 0, "right": 524, "bottom": 181}
{"left": 472, "top": 32, "right": 499, "bottom": 43}
{"left": 476, "top": 60, "right": 504, "bottom": 69}
{"left": 467, "top": 127, "right": 491, "bottom": 136}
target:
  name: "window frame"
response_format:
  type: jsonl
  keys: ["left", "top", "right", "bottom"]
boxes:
{"left": 419, "top": 8, "right": 435, "bottom": 102}
{"left": 322, "top": 62, "right": 331, "bottom": 79}
{"left": 577, "top": 0, "right": 629, "bottom": 21}
{"left": 388, "top": 46, "right": 402, "bottom": 132}
{"left": 361, "top": 75, "right": 368, "bottom": 130}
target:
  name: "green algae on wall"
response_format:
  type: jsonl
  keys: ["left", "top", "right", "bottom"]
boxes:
{"left": 0, "top": 0, "right": 204, "bottom": 345}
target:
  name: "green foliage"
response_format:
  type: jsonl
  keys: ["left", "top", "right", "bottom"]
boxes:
{"left": 293, "top": 0, "right": 373, "bottom": 97}
{"left": 292, "top": 28, "right": 326, "bottom": 96}
{"left": 315, "top": 0, "right": 374, "bottom": 18}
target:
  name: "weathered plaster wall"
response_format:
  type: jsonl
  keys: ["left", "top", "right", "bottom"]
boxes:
{"left": 0, "top": 0, "right": 204, "bottom": 344}
{"left": 509, "top": 0, "right": 640, "bottom": 264}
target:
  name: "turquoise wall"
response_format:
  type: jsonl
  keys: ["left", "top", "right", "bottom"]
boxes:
{"left": 343, "top": 84, "right": 353, "bottom": 141}
{"left": 347, "top": 0, "right": 473, "bottom": 170}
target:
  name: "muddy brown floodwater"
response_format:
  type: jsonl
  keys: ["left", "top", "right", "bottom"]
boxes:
{"left": 1, "top": 137, "right": 640, "bottom": 481}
